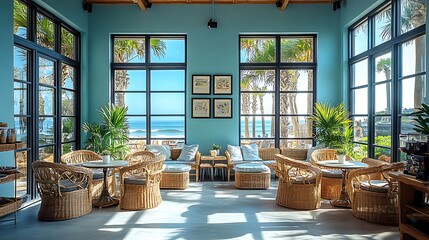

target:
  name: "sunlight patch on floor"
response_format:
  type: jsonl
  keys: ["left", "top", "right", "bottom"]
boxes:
{"left": 98, "top": 228, "right": 124, "bottom": 232}
{"left": 104, "top": 211, "right": 137, "bottom": 225}
{"left": 208, "top": 213, "right": 248, "bottom": 223}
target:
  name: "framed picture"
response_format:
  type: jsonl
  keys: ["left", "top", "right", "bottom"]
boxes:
{"left": 213, "top": 75, "right": 232, "bottom": 95}
{"left": 192, "top": 75, "right": 211, "bottom": 95}
{"left": 192, "top": 98, "right": 211, "bottom": 118}
{"left": 213, "top": 98, "right": 232, "bottom": 118}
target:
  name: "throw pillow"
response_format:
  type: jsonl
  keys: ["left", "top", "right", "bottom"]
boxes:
{"left": 177, "top": 144, "right": 199, "bottom": 161}
{"left": 227, "top": 144, "right": 243, "bottom": 162}
{"left": 146, "top": 145, "right": 171, "bottom": 159}
{"left": 241, "top": 143, "right": 262, "bottom": 160}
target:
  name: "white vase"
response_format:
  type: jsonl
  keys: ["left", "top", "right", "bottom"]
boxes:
{"left": 210, "top": 150, "right": 217, "bottom": 157}
{"left": 337, "top": 154, "right": 346, "bottom": 164}
{"left": 102, "top": 155, "right": 111, "bottom": 164}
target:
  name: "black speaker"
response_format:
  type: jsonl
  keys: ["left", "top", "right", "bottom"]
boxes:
{"left": 83, "top": 0, "right": 92, "bottom": 13}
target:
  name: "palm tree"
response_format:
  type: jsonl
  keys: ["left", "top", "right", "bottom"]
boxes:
{"left": 376, "top": 58, "right": 391, "bottom": 112}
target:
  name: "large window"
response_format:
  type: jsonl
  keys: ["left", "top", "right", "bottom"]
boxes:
{"left": 239, "top": 35, "right": 316, "bottom": 148}
{"left": 13, "top": 0, "right": 80, "bottom": 199}
{"left": 348, "top": 0, "right": 426, "bottom": 161}
{"left": 111, "top": 35, "right": 186, "bottom": 149}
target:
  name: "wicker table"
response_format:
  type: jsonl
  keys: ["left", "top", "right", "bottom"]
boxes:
{"left": 200, "top": 155, "right": 227, "bottom": 181}
{"left": 316, "top": 160, "right": 368, "bottom": 208}
{"left": 81, "top": 160, "right": 128, "bottom": 208}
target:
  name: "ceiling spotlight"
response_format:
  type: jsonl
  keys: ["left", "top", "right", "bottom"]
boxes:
{"left": 275, "top": 0, "right": 282, "bottom": 8}
{"left": 208, "top": 19, "right": 218, "bottom": 29}
{"left": 333, "top": 0, "right": 342, "bottom": 11}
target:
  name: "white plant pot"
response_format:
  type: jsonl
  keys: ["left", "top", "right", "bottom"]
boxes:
{"left": 337, "top": 154, "right": 346, "bottom": 164}
{"left": 102, "top": 155, "right": 111, "bottom": 164}
{"left": 210, "top": 150, "right": 217, "bottom": 157}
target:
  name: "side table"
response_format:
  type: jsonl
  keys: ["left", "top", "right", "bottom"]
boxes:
{"left": 200, "top": 155, "right": 227, "bottom": 181}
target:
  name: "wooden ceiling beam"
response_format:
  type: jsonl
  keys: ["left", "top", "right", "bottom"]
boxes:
{"left": 280, "top": 0, "right": 289, "bottom": 10}
{"left": 136, "top": 0, "right": 147, "bottom": 11}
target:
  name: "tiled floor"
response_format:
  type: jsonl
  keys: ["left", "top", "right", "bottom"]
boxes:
{"left": 0, "top": 181, "right": 399, "bottom": 240}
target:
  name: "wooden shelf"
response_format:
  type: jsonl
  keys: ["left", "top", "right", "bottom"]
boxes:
{"left": 401, "top": 223, "right": 429, "bottom": 240}
{"left": 0, "top": 172, "right": 23, "bottom": 184}
{"left": 405, "top": 204, "right": 429, "bottom": 217}
{"left": 0, "top": 142, "right": 25, "bottom": 152}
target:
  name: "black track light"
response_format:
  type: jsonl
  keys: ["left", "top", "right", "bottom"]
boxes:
{"left": 82, "top": 0, "right": 92, "bottom": 13}
{"left": 333, "top": 0, "right": 342, "bottom": 11}
{"left": 275, "top": 0, "right": 282, "bottom": 8}
{"left": 207, "top": 19, "right": 218, "bottom": 29}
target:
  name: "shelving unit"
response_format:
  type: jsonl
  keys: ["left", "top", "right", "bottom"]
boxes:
{"left": 390, "top": 172, "right": 429, "bottom": 240}
{"left": 0, "top": 142, "right": 25, "bottom": 224}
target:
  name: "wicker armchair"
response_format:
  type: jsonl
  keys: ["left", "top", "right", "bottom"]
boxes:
{"left": 32, "top": 161, "right": 93, "bottom": 220}
{"left": 348, "top": 160, "right": 405, "bottom": 225}
{"left": 274, "top": 154, "right": 322, "bottom": 210}
{"left": 125, "top": 151, "right": 156, "bottom": 166}
{"left": 119, "top": 156, "right": 165, "bottom": 210}
{"left": 61, "top": 150, "right": 117, "bottom": 199}
{"left": 170, "top": 148, "right": 201, "bottom": 181}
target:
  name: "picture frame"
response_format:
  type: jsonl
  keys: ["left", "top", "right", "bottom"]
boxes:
{"left": 192, "top": 98, "right": 211, "bottom": 118}
{"left": 192, "top": 75, "right": 211, "bottom": 95}
{"left": 213, "top": 98, "right": 232, "bottom": 118}
{"left": 213, "top": 75, "right": 232, "bottom": 95}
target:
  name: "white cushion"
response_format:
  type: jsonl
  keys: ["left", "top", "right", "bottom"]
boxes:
{"left": 146, "top": 145, "right": 171, "bottom": 159}
{"left": 360, "top": 180, "right": 389, "bottom": 193}
{"left": 241, "top": 144, "right": 262, "bottom": 161}
{"left": 177, "top": 144, "right": 199, "bottom": 162}
{"left": 163, "top": 164, "right": 191, "bottom": 173}
{"left": 321, "top": 169, "right": 342, "bottom": 178}
{"left": 234, "top": 163, "right": 270, "bottom": 173}
{"left": 227, "top": 144, "right": 243, "bottom": 162}
{"left": 262, "top": 160, "right": 276, "bottom": 165}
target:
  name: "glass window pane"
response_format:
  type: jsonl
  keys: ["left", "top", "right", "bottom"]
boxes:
{"left": 15, "top": 117, "right": 28, "bottom": 144}
{"left": 240, "top": 38, "right": 275, "bottom": 63}
{"left": 14, "top": 0, "right": 28, "bottom": 39}
{"left": 14, "top": 46, "right": 28, "bottom": 81}
{"left": 39, "top": 146, "right": 54, "bottom": 162}
{"left": 280, "top": 116, "right": 312, "bottom": 138}
{"left": 36, "top": 13, "right": 54, "bottom": 50}
{"left": 39, "top": 117, "right": 54, "bottom": 145}
{"left": 39, "top": 57, "right": 55, "bottom": 85}
{"left": 128, "top": 116, "right": 147, "bottom": 139}
{"left": 241, "top": 139, "right": 275, "bottom": 148}
{"left": 16, "top": 151, "right": 28, "bottom": 197}
{"left": 151, "top": 116, "right": 185, "bottom": 139}
{"left": 14, "top": 82, "right": 27, "bottom": 115}
{"left": 61, "top": 27, "right": 75, "bottom": 60}
{"left": 352, "top": 88, "right": 368, "bottom": 114}
{"left": 280, "top": 139, "right": 312, "bottom": 149}
{"left": 375, "top": 83, "right": 391, "bottom": 114}
{"left": 115, "top": 93, "right": 146, "bottom": 114}
{"left": 280, "top": 69, "right": 313, "bottom": 91}
{"left": 150, "top": 38, "right": 185, "bottom": 63}
{"left": 61, "top": 117, "right": 75, "bottom": 142}
{"left": 401, "top": 35, "right": 426, "bottom": 77}
{"left": 39, "top": 86, "right": 55, "bottom": 115}
{"left": 151, "top": 93, "right": 184, "bottom": 114}
{"left": 62, "top": 143, "right": 75, "bottom": 155}
{"left": 374, "top": 147, "right": 391, "bottom": 160}
{"left": 400, "top": 0, "right": 426, "bottom": 34}
{"left": 374, "top": 6, "right": 392, "bottom": 46}
{"left": 401, "top": 75, "right": 426, "bottom": 113}
{"left": 127, "top": 139, "right": 147, "bottom": 152}
{"left": 374, "top": 116, "right": 391, "bottom": 147}
{"left": 241, "top": 93, "right": 274, "bottom": 115}
{"left": 62, "top": 90, "right": 75, "bottom": 116}
{"left": 280, "top": 37, "right": 314, "bottom": 62}
{"left": 352, "top": 20, "right": 368, "bottom": 56}
{"left": 353, "top": 117, "right": 368, "bottom": 143}
{"left": 151, "top": 70, "right": 185, "bottom": 91}
{"left": 280, "top": 93, "right": 313, "bottom": 114}
{"left": 351, "top": 59, "right": 368, "bottom": 87}
{"left": 375, "top": 52, "right": 392, "bottom": 82}
{"left": 400, "top": 115, "right": 415, "bottom": 134}
{"left": 240, "top": 116, "right": 274, "bottom": 138}
{"left": 113, "top": 37, "right": 145, "bottom": 63}
{"left": 114, "top": 70, "right": 146, "bottom": 92}
{"left": 241, "top": 70, "right": 275, "bottom": 91}
{"left": 62, "top": 64, "right": 75, "bottom": 89}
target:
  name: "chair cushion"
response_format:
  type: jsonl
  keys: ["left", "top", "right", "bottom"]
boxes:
{"left": 241, "top": 144, "right": 262, "bottom": 161}
{"left": 360, "top": 180, "right": 389, "bottom": 193}
{"left": 163, "top": 164, "right": 191, "bottom": 173}
{"left": 321, "top": 169, "right": 342, "bottom": 178}
{"left": 177, "top": 144, "right": 199, "bottom": 161}
{"left": 290, "top": 174, "right": 317, "bottom": 184}
{"left": 59, "top": 179, "right": 85, "bottom": 192}
{"left": 227, "top": 144, "right": 243, "bottom": 162}
{"left": 146, "top": 145, "right": 171, "bottom": 159}
{"left": 234, "top": 163, "right": 270, "bottom": 173}
{"left": 124, "top": 176, "right": 147, "bottom": 185}
{"left": 92, "top": 169, "right": 104, "bottom": 179}
{"left": 165, "top": 161, "right": 194, "bottom": 165}
{"left": 262, "top": 160, "right": 276, "bottom": 165}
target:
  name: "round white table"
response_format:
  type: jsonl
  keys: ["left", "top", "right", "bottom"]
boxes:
{"left": 81, "top": 160, "right": 128, "bottom": 208}
{"left": 316, "top": 160, "right": 368, "bottom": 208}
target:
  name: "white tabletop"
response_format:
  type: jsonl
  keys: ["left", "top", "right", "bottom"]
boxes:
{"left": 316, "top": 160, "right": 368, "bottom": 169}
{"left": 81, "top": 160, "right": 128, "bottom": 168}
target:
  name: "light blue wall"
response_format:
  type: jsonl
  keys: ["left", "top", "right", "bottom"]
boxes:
{"left": 88, "top": 4, "right": 342, "bottom": 154}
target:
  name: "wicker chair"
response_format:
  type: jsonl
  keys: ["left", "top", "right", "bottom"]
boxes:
{"left": 61, "top": 150, "right": 117, "bottom": 199}
{"left": 170, "top": 148, "right": 200, "bottom": 181}
{"left": 119, "top": 156, "right": 165, "bottom": 210}
{"left": 125, "top": 151, "right": 156, "bottom": 166}
{"left": 348, "top": 160, "right": 405, "bottom": 225}
{"left": 32, "top": 161, "right": 93, "bottom": 220}
{"left": 274, "top": 154, "right": 322, "bottom": 210}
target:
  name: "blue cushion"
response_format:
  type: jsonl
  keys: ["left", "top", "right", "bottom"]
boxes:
{"left": 234, "top": 163, "right": 270, "bottom": 173}
{"left": 177, "top": 144, "right": 199, "bottom": 161}
{"left": 241, "top": 144, "right": 262, "bottom": 161}
{"left": 124, "top": 176, "right": 147, "bottom": 185}
{"left": 59, "top": 179, "right": 86, "bottom": 192}
{"left": 262, "top": 160, "right": 276, "bottom": 165}
{"left": 146, "top": 145, "right": 171, "bottom": 159}
{"left": 227, "top": 144, "right": 243, "bottom": 162}
{"left": 92, "top": 169, "right": 104, "bottom": 179}
{"left": 163, "top": 164, "right": 191, "bottom": 173}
